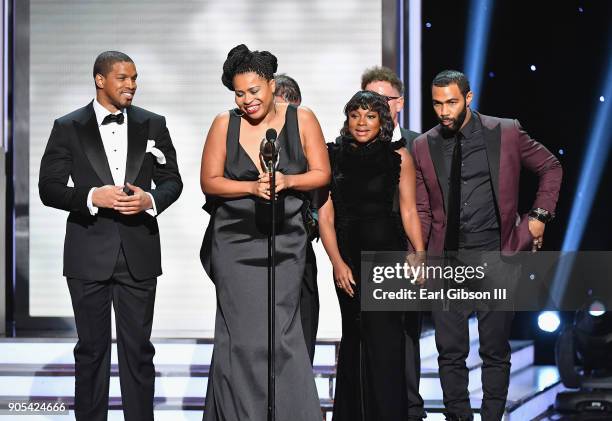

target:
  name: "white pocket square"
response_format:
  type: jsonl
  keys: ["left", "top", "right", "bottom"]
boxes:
{"left": 146, "top": 140, "right": 166, "bottom": 165}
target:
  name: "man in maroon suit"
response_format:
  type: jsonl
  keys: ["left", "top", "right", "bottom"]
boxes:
{"left": 412, "top": 70, "right": 562, "bottom": 420}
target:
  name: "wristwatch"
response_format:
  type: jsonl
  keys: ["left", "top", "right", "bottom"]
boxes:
{"left": 529, "top": 207, "right": 553, "bottom": 223}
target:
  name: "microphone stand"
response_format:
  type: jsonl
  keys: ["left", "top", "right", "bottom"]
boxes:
{"left": 266, "top": 155, "right": 277, "bottom": 421}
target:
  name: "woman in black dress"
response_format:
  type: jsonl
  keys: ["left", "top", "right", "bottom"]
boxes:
{"left": 319, "top": 90, "right": 426, "bottom": 420}
{"left": 200, "top": 44, "right": 330, "bottom": 420}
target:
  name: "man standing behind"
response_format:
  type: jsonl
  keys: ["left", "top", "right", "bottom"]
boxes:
{"left": 274, "top": 73, "right": 302, "bottom": 107}
{"left": 274, "top": 73, "right": 319, "bottom": 364}
{"left": 39, "top": 51, "right": 182, "bottom": 421}
{"left": 412, "top": 70, "right": 562, "bottom": 420}
{"left": 361, "top": 66, "right": 420, "bottom": 151}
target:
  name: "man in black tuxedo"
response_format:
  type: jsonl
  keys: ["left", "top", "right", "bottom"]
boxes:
{"left": 39, "top": 51, "right": 182, "bottom": 421}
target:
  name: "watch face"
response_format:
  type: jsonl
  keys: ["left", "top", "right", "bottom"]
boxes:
{"left": 529, "top": 210, "right": 548, "bottom": 223}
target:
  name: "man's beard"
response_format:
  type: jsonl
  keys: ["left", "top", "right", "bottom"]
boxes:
{"left": 439, "top": 105, "right": 467, "bottom": 137}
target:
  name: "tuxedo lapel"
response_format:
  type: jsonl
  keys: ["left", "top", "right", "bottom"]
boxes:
{"left": 124, "top": 107, "right": 148, "bottom": 185}
{"left": 481, "top": 115, "right": 502, "bottom": 207}
{"left": 427, "top": 132, "right": 450, "bottom": 213}
{"left": 75, "top": 103, "right": 114, "bottom": 185}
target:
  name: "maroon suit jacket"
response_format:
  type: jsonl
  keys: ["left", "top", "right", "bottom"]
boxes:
{"left": 412, "top": 112, "right": 562, "bottom": 253}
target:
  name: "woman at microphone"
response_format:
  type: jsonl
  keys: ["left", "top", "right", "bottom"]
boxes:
{"left": 200, "top": 44, "right": 330, "bottom": 420}
{"left": 318, "top": 90, "right": 426, "bottom": 420}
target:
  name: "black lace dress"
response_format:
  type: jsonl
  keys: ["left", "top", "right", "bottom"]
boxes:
{"left": 328, "top": 137, "right": 421, "bottom": 420}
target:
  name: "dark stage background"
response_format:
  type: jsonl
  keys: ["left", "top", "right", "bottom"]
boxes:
{"left": 417, "top": 0, "right": 612, "bottom": 363}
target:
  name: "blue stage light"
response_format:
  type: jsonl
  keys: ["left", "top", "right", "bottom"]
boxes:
{"left": 549, "top": 55, "right": 612, "bottom": 306}
{"left": 488, "top": 71, "right": 495, "bottom": 78}
{"left": 561, "top": 61, "right": 612, "bottom": 251}
{"left": 530, "top": 65, "right": 537, "bottom": 71}
{"left": 425, "top": 22, "right": 431, "bottom": 28}
{"left": 538, "top": 311, "right": 561, "bottom": 333}
{"left": 600, "top": 96, "right": 605, "bottom": 102}
{"left": 559, "top": 149, "right": 565, "bottom": 155}
{"left": 407, "top": 0, "right": 423, "bottom": 132}
{"left": 463, "top": 0, "right": 495, "bottom": 110}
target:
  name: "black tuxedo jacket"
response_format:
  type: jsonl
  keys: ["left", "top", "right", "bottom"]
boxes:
{"left": 400, "top": 127, "right": 419, "bottom": 153}
{"left": 39, "top": 101, "right": 182, "bottom": 280}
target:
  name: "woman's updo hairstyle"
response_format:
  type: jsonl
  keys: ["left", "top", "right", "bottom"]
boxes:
{"left": 221, "top": 44, "right": 278, "bottom": 91}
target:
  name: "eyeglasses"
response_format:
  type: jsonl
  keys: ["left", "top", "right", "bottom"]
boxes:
{"left": 384, "top": 95, "right": 401, "bottom": 102}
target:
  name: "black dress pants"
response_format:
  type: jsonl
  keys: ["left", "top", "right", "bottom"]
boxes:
{"left": 67, "top": 247, "right": 157, "bottom": 421}
{"left": 432, "top": 309, "right": 514, "bottom": 420}
{"left": 404, "top": 311, "right": 426, "bottom": 419}
{"left": 300, "top": 242, "right": 319, "bottom": 364}
{"left": 432, "top": 230, "right": 514, "bottom": 421}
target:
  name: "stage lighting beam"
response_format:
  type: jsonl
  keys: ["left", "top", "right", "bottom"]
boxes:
{"left": 407, "top": 0, "right": 422, "bottom": 133}
{"left": 463, "top": 0, "right": 494, "bottom": 110}
{"left": 550, "top": 56, "right": 612, "bottom": 307}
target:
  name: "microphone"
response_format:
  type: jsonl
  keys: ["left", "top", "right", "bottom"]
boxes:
{"left": 260, "top": 128, "right": 280, "bottom": 172}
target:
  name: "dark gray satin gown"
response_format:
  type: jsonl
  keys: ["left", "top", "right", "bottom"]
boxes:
{"left": 200, "top": 106, "right": 320, "bottom": 421}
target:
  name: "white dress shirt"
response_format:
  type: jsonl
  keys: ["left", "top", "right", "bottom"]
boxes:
{"left": 87, "top": 99, "right": 156, "bottom": 216}
{"left": 392, "top": 124, "right": 402, "bottom": 141}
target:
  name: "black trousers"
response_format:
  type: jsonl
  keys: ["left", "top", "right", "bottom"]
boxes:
{"left": 432, "top": 309, "right": 514, "bottom": 421}
{"left": 432, "top": 230, "right": 514, "bottom": 421}
{"left": 404, "top": 311, "right": 425, "bottom": 419}
{"left": 300, "top": 242, "right": 319, "bottom": 363}
{"left": 67, "top": 247, "right": 157, "bottom": 421}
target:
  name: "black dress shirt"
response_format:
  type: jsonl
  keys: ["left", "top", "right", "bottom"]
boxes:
{"left": 442, "top": 113, "right": 499, "bottom": 233}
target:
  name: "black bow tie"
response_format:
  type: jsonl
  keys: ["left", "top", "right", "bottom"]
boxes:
{"left": 101, "top": 113, "right": 125, "bottom": 125}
